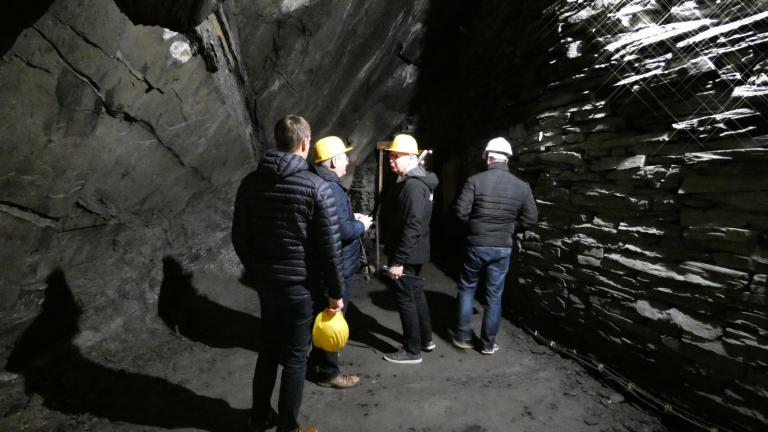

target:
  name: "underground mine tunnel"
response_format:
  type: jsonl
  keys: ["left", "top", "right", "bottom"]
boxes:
{"left": 1, "top": 0, "right": 767, "bottom": 431}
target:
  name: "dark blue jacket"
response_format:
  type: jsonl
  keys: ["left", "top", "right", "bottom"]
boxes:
{"left": 311, "top": 165, "right": 365, "bottom": 278}
{"left": 232, "top": 150, "right": 345, "bottom": 299}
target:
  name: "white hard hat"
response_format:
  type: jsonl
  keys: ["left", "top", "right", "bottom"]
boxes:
{"left": 484, "top": 137, "right": 512, "bottom": 158}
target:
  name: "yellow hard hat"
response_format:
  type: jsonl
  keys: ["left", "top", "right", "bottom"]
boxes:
{"left": 314, "top": 136, "right": 353, "bottom": 163}
{"left": 311, "top": 309, "right": 349, "bottom": 352}
{"left": 385, "top": 134, "right": 419, "bottom": 155}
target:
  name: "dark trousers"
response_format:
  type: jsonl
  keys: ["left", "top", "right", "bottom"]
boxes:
{"left": 390, "top": 264, "right": 432, "bottom": 355}
{"left": 252, "top": 286, "right": 313, "bottom": 432}
{"left": 308, "top": 274, "right": 355, "bottom": 381}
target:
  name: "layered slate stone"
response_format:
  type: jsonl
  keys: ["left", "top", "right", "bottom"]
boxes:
{"left": 417, "top": 1, "right": 768, "bottom": 431}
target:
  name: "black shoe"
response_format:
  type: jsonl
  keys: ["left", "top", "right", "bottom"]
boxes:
{"left": 383, "top": 348, "right": 422, "bottom": 364}
{"left": 451, "top": 336, "right": 472, "bottom": 349}
{"left": 421, "top": 340, "right": 436, "bottom": 352}
{"left": 248, "top": 407, "right": 278, "bottom": 432}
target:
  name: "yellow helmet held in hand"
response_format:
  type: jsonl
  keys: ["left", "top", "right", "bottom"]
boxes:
{"left": 314, "top": 136, "right": 353, "bottom": 163}
{"left": 385, "top": 134, "right": 419, "bottom": 155}
{"left": 312, "top": 309, "right": 349, "bottom": 352}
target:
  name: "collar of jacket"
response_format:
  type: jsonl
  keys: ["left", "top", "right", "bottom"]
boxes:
{"left": 311, "top": 164, "right": 342, "bottom": 185}
{"left": 487, "top": 162, "right": 510, "bottom": 171}
{"left": 400, "top": 165, "right": 427, "bottom": 180}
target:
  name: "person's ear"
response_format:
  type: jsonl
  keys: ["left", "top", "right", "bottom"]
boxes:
{"left": 301, "top": 137, "right": 309, "bottom": 153}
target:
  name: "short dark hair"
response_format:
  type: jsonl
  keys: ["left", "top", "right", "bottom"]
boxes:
{"left": 274, "top": 115, "right": 311, "bottom": 152}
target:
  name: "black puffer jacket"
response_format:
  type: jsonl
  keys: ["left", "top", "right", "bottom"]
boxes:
{"left": 454, "top": 162, "right": 538, "bottom": 247}
{"left": 382, "top": 166, "right": 439, "bottom": 265}
{"left": 232, "top": 150, "right": 344, "bottom": 299}
{"left": 311, "top": 165, "right": 364, "bottom": 278}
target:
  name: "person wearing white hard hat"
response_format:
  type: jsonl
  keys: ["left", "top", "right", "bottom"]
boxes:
{"left": 380, "top": 134, "right": 439, "bottom": 364}
{"left": 452, "top": 137, "right": 538, "bottom": 355}
{"left": 307, "top": 136, "right": 373, "bottom": 389}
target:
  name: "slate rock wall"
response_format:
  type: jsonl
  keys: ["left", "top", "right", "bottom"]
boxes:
{"left": 414, "top": 1, "right": 768, "bottom": 430}
{"left": 233, "top": 0, "right": 429, "bottom": 179}
{"left": 0, "top": 0, "right": 255, "bottom": 349}
{"left": 509, "top": 2, "right": 768, "bottom": 430}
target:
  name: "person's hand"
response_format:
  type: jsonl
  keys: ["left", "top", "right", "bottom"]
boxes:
{"left": 355, "top": 213, "right": 373, "bottom": 231}
{"left": 328, "top": 297, "right": 344, "bottom": 312}
{"left": 387, "top": 264, "right": 404, "bottom": 280}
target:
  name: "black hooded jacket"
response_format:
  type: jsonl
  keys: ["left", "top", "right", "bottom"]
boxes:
{"left": 382, "top": 166, "right": 439, "bottom": 265}
{"left": 232, "top": 150, "right": 344, "bottom": 299}
{"left": 454, "top": 162, "right": 538, "bottom": 247}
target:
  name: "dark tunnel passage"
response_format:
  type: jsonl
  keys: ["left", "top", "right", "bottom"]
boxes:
{"left": 2, "top": 1, "right": 768, "bottom": 431}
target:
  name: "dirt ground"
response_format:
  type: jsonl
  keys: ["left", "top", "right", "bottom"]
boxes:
{"left": 1, "top": 263, "right": 669, "bottom": 432}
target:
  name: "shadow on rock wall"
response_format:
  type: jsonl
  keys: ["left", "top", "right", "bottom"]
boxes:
{"left": 159, "top": 256, "right": 262, "bottom": 351}
{"left": 5, "top": 269, "right": 246, "bottom": 432}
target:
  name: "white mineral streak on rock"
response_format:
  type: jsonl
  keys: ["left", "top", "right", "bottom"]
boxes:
{"left": 567, "top": 40, "right": 583, "bottom": 58}
{"left": 607, "top": 20, "right": 713, "bottom": 57}
{"left": 677, "top": 10, "right": 768, "bottom": 47}
{"left": 614, "top": 65, "right": 665, "bottom": 85}
{"left": 672, "top": 109, "right": 757, "bottom": 130}
{"left": 611, "top": 2, "right": 647, "bottom": 28}
{"left": 732, "top": 73, "right": 768, "bottom": 97}
{"left": 162, "top": 29, "right": 178, "bottom": 40}
{"left": 280, "top": 0, "right": 310, "bottom": 14}
{"left": 398, "top": 64, "right": 418, "bottom": 86}
{"left": 671, "top": 1, "right": 702, "bottom": 20}
{"left": 170, "top": 40, "right": 193, "bottom": 64}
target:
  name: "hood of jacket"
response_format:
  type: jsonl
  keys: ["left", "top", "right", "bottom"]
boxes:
{"left": 257, "top": 149, "right": 308, "bottom": 179}
{"left": 404, "top": 166, "right": 439, "bottom": 191}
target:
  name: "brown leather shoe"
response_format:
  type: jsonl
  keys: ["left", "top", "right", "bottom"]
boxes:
{"left": 318, "top": 373, "right": 361, "bottom": 389}
{"left": 298, "top": 426, "right": 318, "bottom": 432}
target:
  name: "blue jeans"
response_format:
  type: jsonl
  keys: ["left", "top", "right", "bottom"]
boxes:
{"left": 455, "top": 246, "right": 511, "bottom": 350}
{"left": 252, "top": 286, "right": 314, "bottom": 432}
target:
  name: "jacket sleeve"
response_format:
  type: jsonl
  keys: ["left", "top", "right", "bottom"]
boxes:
{"left": 332, "top": 183, "right": 364, "bottom": 243}
{"left": 392, "top": 180, "right": 426, "bottom": 264}
{"left": 312, "top": 181, "right": 345, "bottom": 299}
{"left": 517, "top": 184, "right": 538, "bottom": 230}
{"left": 453, "top": 178, "right": 475, "bottom": 223}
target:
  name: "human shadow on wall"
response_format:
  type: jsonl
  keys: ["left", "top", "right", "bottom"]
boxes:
{"left": 5, "top": 269, "right": 247, "bottom": 432}
{"left": 159, "top": 256, "right": 261, "bottom": 351}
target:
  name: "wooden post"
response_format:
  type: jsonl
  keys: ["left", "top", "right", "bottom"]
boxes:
{"left": 375, "top": 140, "right": 390, "bottom": 270}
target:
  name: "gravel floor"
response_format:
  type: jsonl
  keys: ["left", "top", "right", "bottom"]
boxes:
{"left": 1, "top": 262, "right": 669, "bottom": 432}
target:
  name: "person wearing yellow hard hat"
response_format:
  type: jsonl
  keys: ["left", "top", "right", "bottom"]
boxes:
{"left": 307, "top": 136, "right": 373, "bottom": 389}
{"left": 380, "top": 134, "right": 439, "bottom": 364}
{"left": 232, "top": 115, "right": 343, "bottom": 432}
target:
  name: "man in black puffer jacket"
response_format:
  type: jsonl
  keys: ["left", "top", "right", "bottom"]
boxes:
{"left": 452, "top": 137, "right": 538, "bottom": 356}
{"left": 381, "top": 134, "right": 439, "bottom": 365}
{"left": 307, "top": 136, "right": 372, "bottom": 389}
{"left": 232, "top": 115, "right": 343, "bottom": 432}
